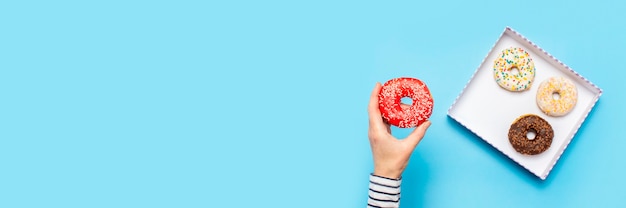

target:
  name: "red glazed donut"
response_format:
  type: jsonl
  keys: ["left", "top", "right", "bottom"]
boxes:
{"left": 378, "top": 77, "right": 434, "bottom": 128}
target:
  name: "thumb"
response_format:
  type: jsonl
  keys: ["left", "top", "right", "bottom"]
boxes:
{"left": 405, "top": 120, "right": 431, "bottom": 148}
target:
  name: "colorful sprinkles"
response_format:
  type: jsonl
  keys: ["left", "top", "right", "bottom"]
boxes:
{"left": 493, "top": 47, "right": 536, "bottom": 91}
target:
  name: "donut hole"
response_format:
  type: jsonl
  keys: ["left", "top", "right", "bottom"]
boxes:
{"left": 526, "top": 129, "right": 537, "bottom": 141}
{"left": 401, "top": 97, "right": 413, "bottom": 106}
{"left": 552, "top": 92, "right": 561, "bottom": 100}
{"left": 509, "top": 67, "right": 520, "bottom": 76}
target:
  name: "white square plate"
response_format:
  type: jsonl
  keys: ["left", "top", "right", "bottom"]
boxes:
{"left": 447, "top": 27, "right": 602, "bottom": 180}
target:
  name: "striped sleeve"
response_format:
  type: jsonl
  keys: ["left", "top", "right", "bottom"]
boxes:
{"left": 367, "top": 174, "right": 401, "bottom": 208}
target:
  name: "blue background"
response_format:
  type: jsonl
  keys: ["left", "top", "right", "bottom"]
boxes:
{"left": 1, "top": 0, "right": 624, "bottom": 207}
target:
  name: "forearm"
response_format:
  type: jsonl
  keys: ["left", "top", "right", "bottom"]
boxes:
{"left": 367, "top": 174, "right": 401, "bottom": 208}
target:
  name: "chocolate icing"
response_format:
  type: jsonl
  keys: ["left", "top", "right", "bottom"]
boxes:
{"left": 508, "top": 114, "right": 554, "bottom": 155}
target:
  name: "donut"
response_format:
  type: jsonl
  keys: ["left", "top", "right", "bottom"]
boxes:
{"left": 536, "top": 77, "right": 578, "bottom": 117}
{"left": 378, "top": 77, "right": 433, "bottom": 128}
{"left": 493, "top": 47, "right": 536, "bottom": 91}
{"left": 508, "top": 114, "right": 554, "bottom": 155}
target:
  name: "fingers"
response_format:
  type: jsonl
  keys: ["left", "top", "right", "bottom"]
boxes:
{"left": 405, "top": 120, "right": 432, "bottom": 148}
{"left": 400, "top": 103, "right": 411, "bottom": 111}
{"left": 368, "top": 82, "right": 386, "bottom": 131}
{"left": 385, "top": 122, "right": 391, "bottom": 134}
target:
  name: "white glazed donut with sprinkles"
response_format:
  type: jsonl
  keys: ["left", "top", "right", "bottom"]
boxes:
{"left": 536, "top": 77, "right": 578, "bottom": 117}
{"left": 493, "top": 47, "right": 536, "bottom": 91}
{"left": 378, "top": 77, "right": 434, "bottom": 128}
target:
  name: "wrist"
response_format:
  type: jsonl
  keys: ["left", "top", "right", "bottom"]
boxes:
{"left": 373, "top": 168, "right": 402, "bottom": 179}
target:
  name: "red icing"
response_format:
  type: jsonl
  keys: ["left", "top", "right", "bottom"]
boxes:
{"left": 378, "top": 77, "right": 434, "bottom": 128}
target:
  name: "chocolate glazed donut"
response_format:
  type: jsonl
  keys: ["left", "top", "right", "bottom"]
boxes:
{"left": 508, "top": 114, "right": 554, "bottom": 155}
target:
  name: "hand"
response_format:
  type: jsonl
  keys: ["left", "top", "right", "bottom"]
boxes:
{"left": 368, "top": 82, "right": 431, "bottom": 179}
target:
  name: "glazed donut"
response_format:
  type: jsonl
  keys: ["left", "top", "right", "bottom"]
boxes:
{"left": 378, "top": 77, "right": 434, "bottom": 128}
{"left": 508, "top": 114, "right": 554, "bottom": 155}
{"left": 493, "top": 47, "right": 536, "bottom": 91}
{"left": 536, "top": 77, "right": 578, "bottom": 117}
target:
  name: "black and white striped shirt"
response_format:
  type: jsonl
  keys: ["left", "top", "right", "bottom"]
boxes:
{"left": 367, "top": 174, "right": 401, "bottom": 208}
